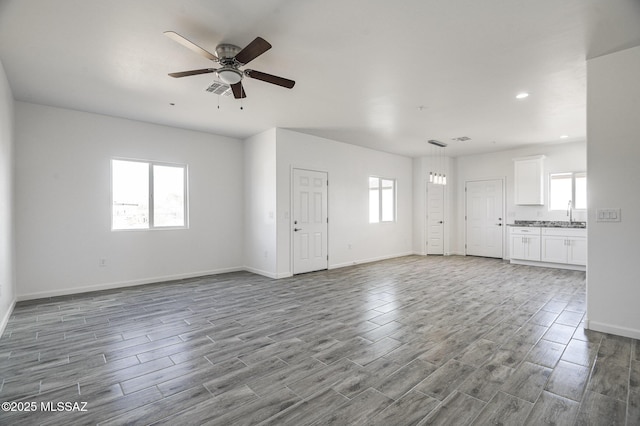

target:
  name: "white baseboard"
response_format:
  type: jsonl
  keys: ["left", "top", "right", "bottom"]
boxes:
{"left": 17, "top": 266, "right": 245, "bottom": 301}
{"left": 584, "top": 319, "right": 640, "bottom": 340}
{"left": 276, "top": 272, "right": 294, "bottom": 279}
{"left": 330, "top": 251, "right": 414, "bottom": 270}
{"left": 411, "top": 251, "right": 467, "bottom": 257}
{"left": 0, "top": 298, "right": 17, "bottom": 336}
{"left": 243, "top": 266, "right": 292, "bottom": 279}
{"left": 243, "top": 266, "right": 278, "bottom": 279}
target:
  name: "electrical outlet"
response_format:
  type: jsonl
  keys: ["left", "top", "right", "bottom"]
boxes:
{"left": 98, "top": 258, "right": 107, "bottom": 267}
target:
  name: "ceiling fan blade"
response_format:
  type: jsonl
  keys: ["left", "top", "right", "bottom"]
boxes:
{"left": 168, "top": 68, "right": 216, "bottom": 78}
{"left": 245, "top": 69, "right": 295, "bottom": 89}
{"left": 234, "top": 37, "right": 272, "bottom": 65}
{"left": 164, "top": 31, "right": 218, "bottom": 61}
{"left": 231, "top": 82, "right": 247, "bottom": 99}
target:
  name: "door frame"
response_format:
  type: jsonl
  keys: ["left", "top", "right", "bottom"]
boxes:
{"left": 426, "top": 181, "right": 445, "bottom": 255}
{"left": 290, "top": 166, "right": 329, "bottom": 275}
{"left": 464, "top": 177, "right": 506, "bottom": 259}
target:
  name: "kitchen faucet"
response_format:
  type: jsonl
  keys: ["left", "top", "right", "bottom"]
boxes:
{"left": 567, "top": 200, "right": 573, "bottom": 223}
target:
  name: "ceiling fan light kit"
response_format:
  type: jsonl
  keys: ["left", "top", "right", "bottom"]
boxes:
{"left": 217, "top": 68, "right": 243, "bottom": 85}
{"left": 165, "top": 31, "right": 295, "bottom": 100}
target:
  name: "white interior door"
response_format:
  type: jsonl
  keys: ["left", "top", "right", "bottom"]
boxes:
{"left": 293, "top": 168, "right": 328, "bottom": 274}
{"left": 466, "top": 179, "right": 504, "bottom": 258}
{"left": 427, "top": 183, "right": 445, "bottom": 255}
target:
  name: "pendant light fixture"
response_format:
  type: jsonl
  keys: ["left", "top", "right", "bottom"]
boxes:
{"left": 428, "top": 139, "right": 448, "bottom": 186}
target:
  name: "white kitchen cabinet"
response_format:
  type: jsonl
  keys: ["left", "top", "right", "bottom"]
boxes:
{"left": 567, "top": 237, "right": 587, "bottom": 265}
{"left": 510, "top": 226, "right": 541, "bottom": 261}
{"left": 541, "top": 228, "right": 587, "bottom": 266}
{"left": 514, "top": 155, "right": 545, "bottom": 205}
{"left": 540, "top": 235, "right": 567, "bottom": 264}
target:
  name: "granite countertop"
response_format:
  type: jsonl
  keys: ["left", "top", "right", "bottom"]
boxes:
{"left": 508, "top": 220, "right": 587, "bottom": 228}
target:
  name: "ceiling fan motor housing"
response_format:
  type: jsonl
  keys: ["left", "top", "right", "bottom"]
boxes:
{"left": 215, "top": 44, "right": 243, "bottom": 85}
{"left": 216, "top": 44, "right": 241, "bottom": 62}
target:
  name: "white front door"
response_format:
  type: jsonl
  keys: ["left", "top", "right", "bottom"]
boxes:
{"left": 466, "top": 179, "right": 504, "bottom": 258}
{"left": 293, "top": 168, "right": 328, "bottom": 274}
{"left": 427, "top": 183, "right": 444, "bottom": 255}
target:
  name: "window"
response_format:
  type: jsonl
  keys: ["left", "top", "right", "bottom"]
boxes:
{"left": 369, "top": 177, "right": 396, "bottom": 223}
{"left": 112, "top": 159, "right": 188, "bottom": 230}
{"left": 549, "top": 172, "right": 586, "bottom": 211}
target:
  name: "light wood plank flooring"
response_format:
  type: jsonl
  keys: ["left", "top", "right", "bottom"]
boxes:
{"left": 1, "top": 255, "right": 638, "bottom": 425}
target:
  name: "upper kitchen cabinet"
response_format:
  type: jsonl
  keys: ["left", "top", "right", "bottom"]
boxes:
{"left": 513, "top": 155, "right": 545, "bottom": 205}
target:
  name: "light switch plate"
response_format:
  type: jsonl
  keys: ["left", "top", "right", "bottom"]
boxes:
{"left": 596, "top": 208, "right": 621, "bottom": 222}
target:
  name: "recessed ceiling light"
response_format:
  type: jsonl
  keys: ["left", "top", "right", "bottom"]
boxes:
{"left": 516, "top": 93, "right": 529, "bottom": 99}
{"left": 560, "top": 135, "right": 569, "bottom": 139}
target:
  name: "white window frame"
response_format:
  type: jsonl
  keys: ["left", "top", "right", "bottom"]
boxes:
{"left": 369, "top": 176, "right": 396, "bottom": 223}
{"left": 548, "top": 171, "right": 586, "bottom": 211}
{"left": 111, "top": 158, "right": 189, "bottom": 230}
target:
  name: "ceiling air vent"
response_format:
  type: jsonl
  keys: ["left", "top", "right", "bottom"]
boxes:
{"left": 205, "top": 82, "right": 233, "bottom": 97}
{"left": 451, "top": 136, "right": 471, "bottom": 142}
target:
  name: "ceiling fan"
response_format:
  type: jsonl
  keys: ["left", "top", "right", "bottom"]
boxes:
{"left": 165, "top": 31, "right": 295, "bottom": 99}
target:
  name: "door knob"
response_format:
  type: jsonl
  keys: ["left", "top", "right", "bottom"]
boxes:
{"left": 496, "top": 223, "right": 502, "bottom": 226}
{"left": 294, "top": 228, "right": 302, "bottom": 232}
{"left": 438, "top": 221, "right": 443, "bottom": 224}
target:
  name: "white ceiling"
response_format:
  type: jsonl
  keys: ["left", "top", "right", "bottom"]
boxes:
{"left": 1, "top": 0, "right": 640, "bottom": 157}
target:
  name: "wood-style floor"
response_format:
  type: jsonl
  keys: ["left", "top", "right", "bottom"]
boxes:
{"left": 0, "top": 255, "right": 638, "bottom": 425}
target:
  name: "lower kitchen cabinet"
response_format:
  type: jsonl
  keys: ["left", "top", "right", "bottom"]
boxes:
{"left": 541, "top": 228, "right": 587, "bottom": 266}
{"left": 510, "top": 227, "right": 541, "bottom": 261}
{"left": 510, "top": 226, "right": 586, "bottom": 270}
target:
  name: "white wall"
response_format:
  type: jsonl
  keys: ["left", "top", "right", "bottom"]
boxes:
{"left": 15, "top": 102, "right": 244, "bottom": 299}
{"left": 275, "top": 129, "right": 413, "bottom": 276}
{"left": 454, "top": 142, "right": 587, "bottom": 256}
{"left": 0, "top": 60, "right": 16, "bottom": 333}
{"left": 243, "top": 129, "right": 278, "bottom": 278}
{"left": 586, "top": 45, "right": 640, "bottom": 339}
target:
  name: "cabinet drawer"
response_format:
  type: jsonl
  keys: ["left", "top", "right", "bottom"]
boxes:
{"left": 510, "top": 226, "right": 541, "bottom": 235}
